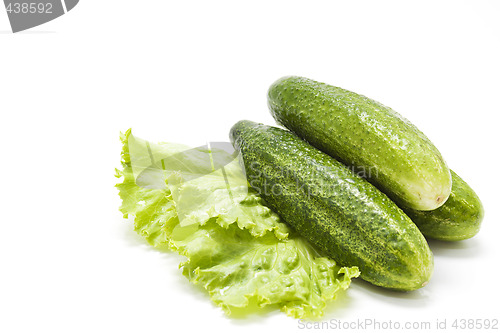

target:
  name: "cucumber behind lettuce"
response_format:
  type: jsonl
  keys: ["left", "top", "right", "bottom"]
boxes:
{"left": 230, "top": 120, "right": 433, "bottom": 291}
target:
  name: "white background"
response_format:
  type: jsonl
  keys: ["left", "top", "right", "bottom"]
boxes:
{"left": 1, "top": 1, "right": 499, "bottom": 332}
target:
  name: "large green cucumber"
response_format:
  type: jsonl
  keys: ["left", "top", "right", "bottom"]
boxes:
{"left": 230, "top": 120, "right": 433, "bottom": 291}
{"left": 403, "top": 170, "right": 484, "bottom": 241}
{"left": 268, "top": 76, "right": 451, "bottom": 211}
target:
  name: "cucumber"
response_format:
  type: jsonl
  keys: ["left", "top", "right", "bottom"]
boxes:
{"left": 268, "top": 76, "right": 451, "bottom": 211}
{"left": 230, "top": 120, "right": 433, "bottom": 291}
{"left": 403, "top": 170, "right": 484, "bottom": 241}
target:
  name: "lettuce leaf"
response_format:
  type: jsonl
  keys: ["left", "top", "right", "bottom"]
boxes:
{"left": 174, "top": 224, "right": 359, "bottom": 318}
{"left": 116, "top": 129, "right": 289, "bottom": 242}
{"left": 115, "top": 129, "right": 359, "bottom": 319}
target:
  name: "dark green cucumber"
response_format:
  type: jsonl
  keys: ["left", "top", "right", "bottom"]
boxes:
{"left": 403, "top": 170, "right": 484, "bottom": 241}
{"left": 268, "top": 76, "right": 451, "bottom": 211}
{"left": 230, "top": 120, "right": 433, "bottom": 291}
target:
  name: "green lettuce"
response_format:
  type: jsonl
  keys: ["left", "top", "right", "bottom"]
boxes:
{"left": 115, "top": 129, "right": 359, "bottom": 319}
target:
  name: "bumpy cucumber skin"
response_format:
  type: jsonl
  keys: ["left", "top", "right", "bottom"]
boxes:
{"left": 230, "top": 120, "right": 433, "bottom": 291}
{"left": 404, "top": 170, "right": 484, "bottom": 241}
{"left": 268, "top": 76, "right": 451, "bottom": 211}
